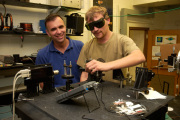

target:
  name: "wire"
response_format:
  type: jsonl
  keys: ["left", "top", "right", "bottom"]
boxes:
{"left": 61, "top": 6, "right": 180, "bottom": 18}
{"left": 99, "top": 84, "right": 117, "bottom": 113}
{"left": 157, "top": 61, "right": 163, "bottom": 92}
{"left": 2, "top": 4, "right": 6, "bottom": 17}
{"left": 14, "top": 81, "right": 23, "bottom": 102}
{"left": 114, "top": 7, "right": 180, "bottom": 17}
{"left": 12, "top": 75, "right": 22, "bottom": 120}
{"left": 24, "top": 56, "right": 35, "bottom": 64}
{"left": 177, "top": 74, "right": 179, "bottom": 94}
{"left": 12, "top": 69, "right": 31, "bottom": 120}
{"left": 82, "top": 115, "right": 94, "bottom": 120}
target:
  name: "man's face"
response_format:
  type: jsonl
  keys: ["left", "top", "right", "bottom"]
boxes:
{"left": 86, "top": 13, "right": 110, "bottom": 39}
{"left": 46, "top": 17, "right": 66, "bottom": 43}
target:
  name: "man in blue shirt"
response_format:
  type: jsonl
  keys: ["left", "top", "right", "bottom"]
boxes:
{"left": 35, "top": 14, "right": 84, "bottom": 87}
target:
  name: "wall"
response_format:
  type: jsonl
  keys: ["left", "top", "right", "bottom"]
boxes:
{"left": 151, "top": 8, "right": 180, "bottom": 30}
{"left": 67, "top": 0, "right": 93, "bottom": 43}
{"left": 133, "top": 0, "right": 167, "bottom": 5}
{"left": 0, "top": 1, "right": 92, "bottom": 89}
{"left": 0, "top": 5, "right": 50, "bottom": 56}
{"left": 112, "top": 0, "right": 180, "bottom": 80}
{"left": 113, "top": 0, "right": 134, "bottom": 33}
{"left": 0, "top": 0, "right": 92, "bottom": 57}
{"left": 113, "top": 0, "right": 180, "bottom": 35}
{"left": 1, "top": 0, "right": 180, "bottom": 82}
{"left": 1, "top": 0, "right": 179, "bottom": 57}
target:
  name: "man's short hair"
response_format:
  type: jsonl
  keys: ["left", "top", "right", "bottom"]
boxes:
{"left": 45, "top": 14, "right": 63, "bottom": 28}
{"left": 85, "top": 6, "right": 109, "bottom": 21}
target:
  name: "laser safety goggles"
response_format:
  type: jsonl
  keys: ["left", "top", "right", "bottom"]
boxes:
{"left": 85, "top": 18, "right": 105, "bottom": 31}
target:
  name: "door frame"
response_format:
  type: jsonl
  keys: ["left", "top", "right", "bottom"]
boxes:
{"left": 129, "top": 27, "right": 149, "bottom": 66}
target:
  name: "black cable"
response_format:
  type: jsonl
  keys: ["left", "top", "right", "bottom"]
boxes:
{"left": 24, "top": 55, "right": 35, "bottom": 64}
{"left": 82, "top": 115, "right": 94, "bottom": 120}
{"left": 100, "top": 83, "right": 116, "bottom": 113}
{"left": 177, "top": 73, "right": 179, "bottom": 94}
{"left": 2, "top": 4, "right": 6, "bottom": 17}
{"left": 157, "top": 61, "right": 163, "bottom": 92}
{"left": 99, "top": 84, "right": 131, "bottom": 120}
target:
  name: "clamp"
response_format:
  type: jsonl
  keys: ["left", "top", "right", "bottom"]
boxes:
{"left": 0, "top": 12, "right": 4, "bottom": 30}
{"left": 5, "top": 13, "right": 13, "bottom": 30}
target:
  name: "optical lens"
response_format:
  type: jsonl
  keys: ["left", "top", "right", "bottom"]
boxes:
{"left": 94, "top": 19, "right": 105, "bottom": 28}
{"left": 85, "top": 22, "right": 94, "bottom": 31}
{"left": 85, "top": 18, "right": 105, "bottom": 31}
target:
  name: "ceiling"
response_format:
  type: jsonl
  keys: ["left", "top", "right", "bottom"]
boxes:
{"left": 133, "top": 0, "right": 180, "bottom": 10}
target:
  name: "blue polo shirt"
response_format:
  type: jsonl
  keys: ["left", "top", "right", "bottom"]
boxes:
{"left": 35, "top": 37, "right": 84, "bottom": 87}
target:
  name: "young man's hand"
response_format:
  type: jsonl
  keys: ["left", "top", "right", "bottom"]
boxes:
{"left": 85, "top": 59, "right": 110, "bottom": 74}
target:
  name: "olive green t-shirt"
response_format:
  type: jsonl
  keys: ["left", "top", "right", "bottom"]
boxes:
{"left": 77, "top": 32, "right": 139, "bottom": 82}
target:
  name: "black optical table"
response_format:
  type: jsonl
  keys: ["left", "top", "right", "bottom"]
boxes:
{"left": 15, "top": 81, "right": 174, "bottom": 120}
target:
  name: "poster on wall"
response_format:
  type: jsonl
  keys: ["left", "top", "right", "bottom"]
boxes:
{"left": 155, "top": 35, "right": 177, "bottom": 45}
{"left": 152, "top": 46, "right": 161, "bottom": 60}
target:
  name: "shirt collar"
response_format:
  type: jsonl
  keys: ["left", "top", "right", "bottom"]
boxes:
{"left": 49, "top": 37, "right": 73, "bottom": 52}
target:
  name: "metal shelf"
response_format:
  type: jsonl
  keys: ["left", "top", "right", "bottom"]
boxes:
{"left": 0, "top": 0, "right": 58, "bottom": 9}
{"left": 0, "top": 31, "right": 47, "bottom": 35}
{"left": 0, "top": 31, "right": 83, "bottom": 36}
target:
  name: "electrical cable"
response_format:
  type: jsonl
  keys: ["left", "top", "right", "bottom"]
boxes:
{"left": 157, "top": 61, "right": 163, "bottom": 92}
{"left": 14, "top": 81, "right": 23, "bottom": 102}
{"left": 177, "top": 73, "right": 179, "bottom": 94}
{"left": 82, "top": 83, "right": 123, "bottom": 120}
{"left": 12, "top": 69, "right": 31, "bottom": 120}
{"left": 12, "top": 75, "right": 22, "bottom": 120}
{"left": 2, "top": 4, "right": 6, "bottom": 17}
{"left": 99, "top": 83, "right": 133, "bottom": 120}
{"left": 117, "top": 7, "right": 180, "bottom": 17}
{"left": 23, "top": 56, "right": 35, "bottom": 64}
{"left": 61, "top": 6, "right": 180, "bottom": 18}
{"left": 82, "top": 115, "right": 94, "bottom": 120}
{"left": 100, "top": 84, "right": 117, "bottom": 113}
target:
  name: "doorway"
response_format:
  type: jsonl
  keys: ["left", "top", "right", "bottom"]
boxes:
{"left": 128, "top": 27, "right": 149, "bottom": 81}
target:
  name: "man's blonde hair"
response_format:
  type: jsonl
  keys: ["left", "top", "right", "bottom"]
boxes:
{"left": 85, "top": 6, "right": 109, "bottom": 21}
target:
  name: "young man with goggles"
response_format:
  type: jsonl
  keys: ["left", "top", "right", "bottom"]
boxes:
{"left": 77, "top": 6, "right": 146, "bottom": 82}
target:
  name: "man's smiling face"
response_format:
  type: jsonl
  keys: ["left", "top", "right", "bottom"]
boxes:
{"left": 46, "top": 17, "right": 66, "bottom": 44}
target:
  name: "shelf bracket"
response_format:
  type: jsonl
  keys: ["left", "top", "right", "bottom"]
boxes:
{"left": 50, "top": 6, "right": 62, "bottom": 14}
{"left": 20, "top": 34, "right": 24, "bottom": 48}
